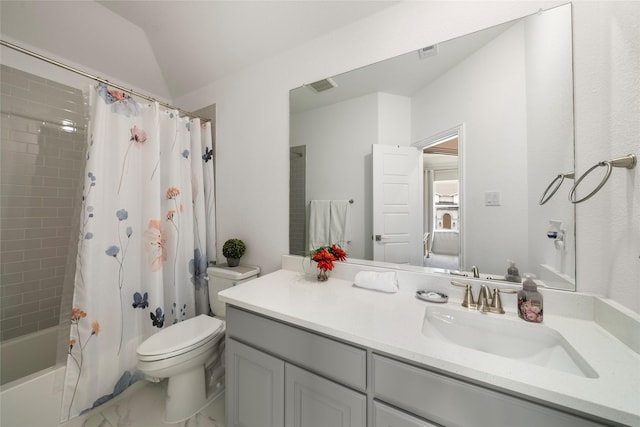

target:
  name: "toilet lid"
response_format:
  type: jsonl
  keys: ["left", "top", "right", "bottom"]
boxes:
{"left": 137, "top": 315, "right": 224, "bottom": 360}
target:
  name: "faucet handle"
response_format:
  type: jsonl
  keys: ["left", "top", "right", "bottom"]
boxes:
{"left": 450, "top": 280, "right": 476, "bottom": 309}
{"left": 489, "top": 288, "right": 517, "bottom": 314}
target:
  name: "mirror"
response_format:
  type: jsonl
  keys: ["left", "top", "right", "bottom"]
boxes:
{"left": 289, "top": 4, "right": 575, "bottom": 290}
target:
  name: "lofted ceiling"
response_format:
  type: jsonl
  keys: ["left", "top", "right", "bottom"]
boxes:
{"left": 0, "top": 1, "right": 399, "bottom": 102}
{"left": 290, "top": 19, "right": 513, "bottom": 114}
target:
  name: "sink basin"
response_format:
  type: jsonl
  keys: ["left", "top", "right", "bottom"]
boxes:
{"left": 422, "top": 306, "right": 598, "bottom": 378}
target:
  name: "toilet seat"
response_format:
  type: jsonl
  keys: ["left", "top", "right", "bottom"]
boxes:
{"left": 137, "top": 315, "right": 224, "bottom": 362}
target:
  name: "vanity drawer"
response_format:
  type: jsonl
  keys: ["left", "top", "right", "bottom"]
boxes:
{"left": 372, "top": 354, "right": 606, "bottom": 427}
{"left": 373, "top": 401, "right": 437, "bottom": 427}
{"left": 227, "top": 306, "right": 366, "bottom": 390}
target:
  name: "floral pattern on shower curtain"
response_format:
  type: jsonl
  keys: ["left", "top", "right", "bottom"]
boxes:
{"left": 60, "top": 84, "right": 215, "bottom": 422}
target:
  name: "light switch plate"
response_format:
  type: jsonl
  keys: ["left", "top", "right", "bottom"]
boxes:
{"left": 485, "top": 191, "right": 501, "bottom": 206}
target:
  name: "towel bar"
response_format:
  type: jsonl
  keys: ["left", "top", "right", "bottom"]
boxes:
{"left": 539, "top": 171, "right": 574, "bottom": 205}
{"left": 568, "top": 154, "right": 636, "bottom": 204}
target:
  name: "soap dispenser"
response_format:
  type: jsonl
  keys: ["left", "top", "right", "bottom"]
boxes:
{"left": 517, "top": 275, "right": 543, "bottom": 323}
{"left": 505, "top": 260, "right": 522, "bottom": 283}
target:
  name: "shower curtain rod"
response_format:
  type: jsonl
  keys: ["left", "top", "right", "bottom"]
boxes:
{"left": 1, "top": 40, "right": 210, "bottom": 123}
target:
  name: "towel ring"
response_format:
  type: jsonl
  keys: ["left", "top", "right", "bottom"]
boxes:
{"left": 539, "top": 171, "right": 574, "bottom": 205}
{"left": 569, "top": 154, "right": 636, "bottom": 204}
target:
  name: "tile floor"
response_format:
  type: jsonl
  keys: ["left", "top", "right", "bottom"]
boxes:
{"left": 423, "top": 253, "right": 460, "bottom": 270}
{"left": 61, "top": 381, "right": 225, "bottom": 427}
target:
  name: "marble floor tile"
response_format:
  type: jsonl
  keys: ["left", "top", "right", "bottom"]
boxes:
{"left": 61, "top": 381, "right": 224, "bottom": 427}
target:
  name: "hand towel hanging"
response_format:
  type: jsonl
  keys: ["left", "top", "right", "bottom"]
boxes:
{"left": 329, "top": 200, "right": 352, "bottom": 246}
{"left": 309, "top": 200, "right": 331, "bottom": 250}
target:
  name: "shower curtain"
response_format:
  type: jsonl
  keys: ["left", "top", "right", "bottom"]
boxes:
{"left": 60, "top": 84, "right": 215, "bottom": 422}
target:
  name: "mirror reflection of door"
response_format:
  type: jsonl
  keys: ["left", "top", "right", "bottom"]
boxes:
{"left": 418, "top": 126, "right": 461, "bottom": 271}
{"left": 372, "top": 145, "right": 424, "bottom": 265}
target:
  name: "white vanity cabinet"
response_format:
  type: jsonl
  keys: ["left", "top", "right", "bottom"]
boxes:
{"left": 372, "top": 354, "right": 607, "bottom": 427}
{"left": 285, "top": 363, "right": 366, "bottom": 427}
{"left": 226, "top": 305, "right": 613, "bottom": 427}
{"left": 227, "top": 338, "right": 285, "bottom": 427}
{"left": 372, "top": 402, "right": 438, "bottom": 427}
{"left": 226, "top": 306, "right": 367, "bottom": 427}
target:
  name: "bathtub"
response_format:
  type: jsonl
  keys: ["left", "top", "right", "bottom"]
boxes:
{"left": 0, "top": 365, "right": 67, "bottom": 427}
{"left": 0, "top": 327, "right": 146, "bottom": 426}
{"left": 1, "top": 327, "right": 65, "bottom": 426}
{"left": 1, "top": 326, "right": 59, "bottom": 385}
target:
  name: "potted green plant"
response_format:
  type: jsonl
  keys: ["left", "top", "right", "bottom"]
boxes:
{"left": 222, "top": 238, "right": 246, "bottom": 267}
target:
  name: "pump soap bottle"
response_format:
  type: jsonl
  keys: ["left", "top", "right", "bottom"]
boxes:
{"left": 505, "top": 260, "right": 522, "bottom": 283}
{"left": 517, "top": 275, "right": 543, "bottom": 323}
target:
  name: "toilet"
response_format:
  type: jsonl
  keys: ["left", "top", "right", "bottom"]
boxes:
{"left": 136, "top": 264, "right": 260, "bottom": 423}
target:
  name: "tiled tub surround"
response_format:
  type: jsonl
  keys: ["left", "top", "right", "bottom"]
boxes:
{"left": 219, "top": 255, "right": 640, "bottom": 426}
{"left": 288, "top": 145, "right": 305, "bottom": 258}
{"left": 0, "top": 65, "right": 86, "bottom": 342}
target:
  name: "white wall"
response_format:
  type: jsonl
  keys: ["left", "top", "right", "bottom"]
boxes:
{"left": 410, "top": 4, "right": 575, "bottom": 281}
{"left": 525, "top": 4, "right": 576, "bottom": 284}
{"left": 378, "top": 92, "right": 412, "bottom": 146}
{"left": 411, "top": 19, "right": 529, "bottom": 274}
{"left": 572, "top": 1, "right": 640, "bottom": 311}
{"left": 291, "top": 93, "right": 378, "bottom": 259}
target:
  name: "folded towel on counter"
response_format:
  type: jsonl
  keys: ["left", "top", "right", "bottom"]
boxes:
{"left": 353, "top": 271, "right": 399, "bottom": 293}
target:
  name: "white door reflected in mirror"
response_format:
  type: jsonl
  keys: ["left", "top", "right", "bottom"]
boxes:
{"left": 372, "top": 144, "right": 423, "bottom": 265}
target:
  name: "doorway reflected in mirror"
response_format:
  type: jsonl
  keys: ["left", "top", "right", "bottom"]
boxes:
{"left": 422, "top": 130, "right": 460, "bottom": 271}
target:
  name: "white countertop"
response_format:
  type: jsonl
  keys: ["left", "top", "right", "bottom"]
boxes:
{"left": 218, "top": 262, "right": 640, "bottom": 426}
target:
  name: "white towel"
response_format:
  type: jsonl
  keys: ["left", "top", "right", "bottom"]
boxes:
{"left": 353, "top": 271, "right": 399, "bottom": 293}
{"left": 309, "top": 200, "right": 331, "bottom": 250}
{"left": 329, "top": 200, "right": 352, "bottom": 246}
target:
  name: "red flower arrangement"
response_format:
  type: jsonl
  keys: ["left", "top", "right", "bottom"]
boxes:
{"left": 311, "top": 244, "right": 347, "bottom": 281}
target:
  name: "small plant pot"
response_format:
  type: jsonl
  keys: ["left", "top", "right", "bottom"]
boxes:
{"left": 222, "top": 239, "right": 246, "bottom": 266}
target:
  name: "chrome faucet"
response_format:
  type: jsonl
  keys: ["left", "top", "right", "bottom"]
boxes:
{"left": 472, "top": 265, "right": 480, "bottom": 278}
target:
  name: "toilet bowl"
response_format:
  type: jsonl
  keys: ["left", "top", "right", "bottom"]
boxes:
{"left": 136, "top": 314, "right": 225, "bottom": 423}
{"left": 136, "top": 264, "right": 259, "bottom": 423}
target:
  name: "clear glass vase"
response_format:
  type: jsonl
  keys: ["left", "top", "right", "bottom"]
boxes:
{"left": 317, "top": 269, "right": 329, "bottom": 282}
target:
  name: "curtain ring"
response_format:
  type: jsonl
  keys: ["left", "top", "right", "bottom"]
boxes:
{"left": 539, "top": 171, "right": 574, "bottom": 205}
{"left": 569, "top": 154, "right": 636, "bottom": 204}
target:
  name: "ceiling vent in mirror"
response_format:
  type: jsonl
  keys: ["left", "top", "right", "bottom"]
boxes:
{"left": 305, "top": 78, "right": 338, "bottom": 93}
{"left": 418, "top": 45, "right": 438, "bottom": 59}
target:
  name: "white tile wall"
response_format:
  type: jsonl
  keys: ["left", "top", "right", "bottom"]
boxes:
{"left": 1, "top": 65, "right": 87, "bottom": 341}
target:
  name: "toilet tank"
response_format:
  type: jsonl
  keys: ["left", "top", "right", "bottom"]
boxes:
{"left": 207, "top": 264, "right": 260, "bottom": 317}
